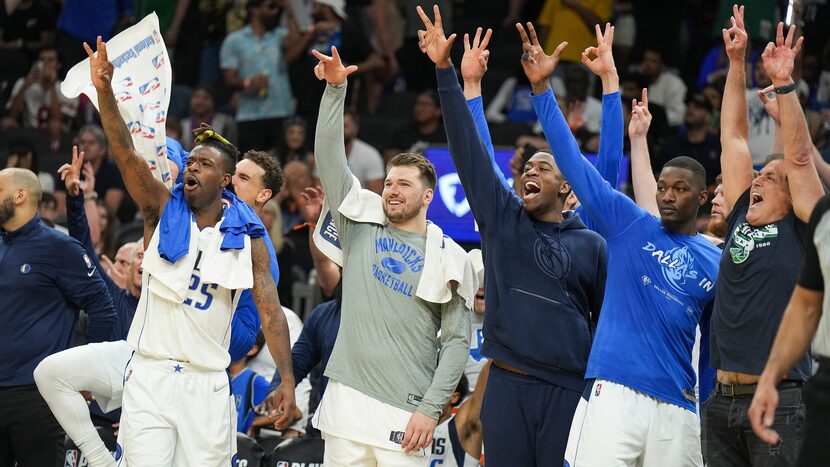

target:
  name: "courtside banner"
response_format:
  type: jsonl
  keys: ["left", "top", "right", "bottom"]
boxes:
{"left": 61, "top": 13, "right": 174, "bottom": 189}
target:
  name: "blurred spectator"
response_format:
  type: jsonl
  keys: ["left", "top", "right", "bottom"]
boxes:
{"left": 536, "top": 0, "right": 612, "bottom": 74}
{"left": 55, "top": 0, "right": 133, "bottom": 76}
{"left": 485, "top": 66, "right": 536, "bottom": 124}
{"left": 220, "top": 0, "right": 294, "bottom": 153}
{"left": 640, "top": 48, "right": 687, "bottom": 127}
{"left": 397, "top": 0, "right": 453, "bottom": 91}
{"left": 95, "top": 198, "right": 118, "bottom": 260}
{"left": 230, "top": 331, "right": 270, "bottom": 435}
{"left": 4, "top": 142, "right": 55, "bottom": 193}
{"left": 285, "top": 0, "right": 384, "bottom": 133}
{"left": 631, "top": 1, "right": 684, "bottom": 68}
{"left": 53, "top": 125, "right": 126, "bottom": 222}
{"left": 278, "top": 160, "right": 313, "bottom": 233}
{"left": 612, "top": 0, "right": 635, "bottom": 74}
{"left": 343, "top": 109, "right": 384, "bottom": 193}
{"left": 37, "top": 192, "right": 66, "bottom": 233}
{"left": 560, "top": 66, "right": 600, "bottom": 134}
{"left": 702, "top": 82, "right": 724, "bottom": 128}
{"left": 620, "top": 73, "right": 669, "bottom": 148}
{"left": 1, "top": 47, "right": 78, "bottom": 148}
{"left": 276, "top": 116, "right": 314, "bottom": 165}
{"left": 180, "top": 84, "right": 238, "bottom": 150}
{"left": 0, "top": 0, "right": 57, "bottom": 61}
{"left": 383, "top": 89, "right": 446, "bottom": 160}
{"left": 746, "top": 60, "right": 775, "bottom": 165}
{"left": 696, "top": 45, "right": 729, "bottom": 91}
{"left": 658, "top": 93, "right": 721, "bottom": 187}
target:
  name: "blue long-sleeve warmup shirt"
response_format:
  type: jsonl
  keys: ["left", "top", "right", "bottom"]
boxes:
{"left": 438, "top": 66, "right": 607, "bottom": 391}
{"left": 0, "top": 215, "right": 116, "bottom": 386}
{"left": 532, "top": 86, "right": 721, "bottom": 411}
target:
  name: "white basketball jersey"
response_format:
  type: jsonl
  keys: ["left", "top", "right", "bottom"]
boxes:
{"left": 127, "top": 222, "right": 242, "bottom": 371}
{"left": 431, "top": 415, "right": 480, "bottom": 467}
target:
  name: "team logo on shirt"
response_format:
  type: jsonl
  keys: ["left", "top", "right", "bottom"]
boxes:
{"left": 19, "top": 263, "right": 30, "bottom": 274}
{"left": 642, "top": 243, "right": 713, "bottom": 295}
{"left": 534, "top": 234, "right": 572, "bottom": 280}
{"left": 728, "top": 222, "right": 779, "bottom": 264}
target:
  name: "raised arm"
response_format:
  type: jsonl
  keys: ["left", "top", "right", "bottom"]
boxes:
{"left": 760, "top": 23, "right": 824, "bottom": 222}
{"left": 628, "top": 89, "right": 659, "bottom": 215}
{"left": 582, "top": 22, "right": 623, "bottom": 189}
{"left": 416, "top": 7, "right": 515, "bottom": 232}
{"left": 520, "top": 21, "right": 644, "bottom": 237}
{"left": 84, "top": 37, "right": 169, "bottom": 240}
{"left": 461, "top": 27, "right": 515, "bottom": 194}
{"left": 310, "top": 47, "right": 359, "bottom": 228}
{"left": 301, "top": 186, "right": 342, "bottom": 296}
{"left": 719, "top": 5, "right": 754, "bottom": 209}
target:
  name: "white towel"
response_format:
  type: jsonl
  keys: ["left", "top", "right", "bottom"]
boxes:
{"left": 313, "top": 175, "right": 478, "bottom": 308}
{"left": 142, "top": 220, "right": 254, "bottom": 303}
{"left": 61, "top": 13, "right": 174, "bottom": 188}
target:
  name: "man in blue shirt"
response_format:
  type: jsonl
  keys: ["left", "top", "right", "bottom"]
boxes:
{"left": 419, "top": 7, "right": 607, "bottom": 465}
{"left": 518, "top": 21, "right": 721, "bottom": 466}
{"left": 0, "top": 167, "right": 116, "bottom": 467}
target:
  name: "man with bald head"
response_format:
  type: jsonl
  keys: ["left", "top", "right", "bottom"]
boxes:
{"left": 0, "top": 167, "right": 116, "bottom": 466}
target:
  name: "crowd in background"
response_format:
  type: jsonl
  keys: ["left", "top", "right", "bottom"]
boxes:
{"left": 2, "top": 0, "right": 830, "bottom": 462}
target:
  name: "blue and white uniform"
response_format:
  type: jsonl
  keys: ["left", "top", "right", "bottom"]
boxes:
{"left": 530, "top": 88, "right": 720, "bottom": 467}
{"left": 430, "top": 415, "right": 479, "bottom": 467}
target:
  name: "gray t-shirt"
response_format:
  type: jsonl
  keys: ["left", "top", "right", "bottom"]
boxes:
{"left": 315, "top": 81, "right": 470, "bottom": 420}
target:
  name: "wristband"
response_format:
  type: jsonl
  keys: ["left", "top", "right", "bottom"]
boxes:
{"left": 84, "top": 192, "right": 98, "bottom": 201}
{"left": 774, "top": 82, "right": 797, "bottom": 95}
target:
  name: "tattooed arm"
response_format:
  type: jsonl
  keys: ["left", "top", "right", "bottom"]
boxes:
{"left": 84, "top": 37, "right": 169, "bottom": 245}
{"left": 251, "top": 236, "right": 297, "bottom": 429}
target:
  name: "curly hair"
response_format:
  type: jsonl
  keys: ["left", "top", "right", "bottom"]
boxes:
{"left": 243, "top": 150, "right": 284, "bottom": 199}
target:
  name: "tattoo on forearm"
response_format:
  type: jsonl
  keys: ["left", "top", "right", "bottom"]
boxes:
{"left": 251, "top": 238, "right": 294, "bottom": 380}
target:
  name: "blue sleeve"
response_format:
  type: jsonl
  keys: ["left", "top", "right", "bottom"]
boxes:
{"left": 53, "top": 239, "right": 116, "bottom": 342}
{"left": 229, "top": 291, "right": 259, "bottom": 361}
{"left": 437, "top": 66, "right": 518, "bottom": 232}
{"left": 65, "top": 193, "right": 123, "bottom": 299}
{"left": 269, "top": 308, "right": 322, "bottom": 391}
{"left": 531, "top": 88, "right": 646, "bottom": 238}
{"left": 466, "top": 96, "right": 514, "bottom": 193}
{"left": 252, "top": 375, "right": 271, "bottom": 407}
{"left": 594, "top": 91, "right": 623, "bottom": 189}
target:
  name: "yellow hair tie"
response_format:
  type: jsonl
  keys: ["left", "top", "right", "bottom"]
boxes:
{"left": 194, "top": 129, "right": 231, "bottom": 146}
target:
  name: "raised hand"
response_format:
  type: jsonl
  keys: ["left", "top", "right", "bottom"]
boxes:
{"left": 629, "top": 88, "right": 652, "bottom": 139}
{"left": 299, "top": 185, "right": 325, "bottom": 223}
{"left": 101, "top": 255, "right": 129, "bottom": 289}
{"left": 416, "top": 4, "right": 457, "bottom": 68}
{"left": 516, "top": 22, "right": 567, "bottom": 87}
{"left": 581, "top": 23, "right": 616, "bottom": 77}
{"left": 82, "top": 36, "right": 114, "bottom": 92}
{"left": 756, "top": 85, "right": 781, "bottom": 125}
{"left": 461, "top": 27, "right": 493, "bottom": 84}
{"left": 722, "top": 5, "right": 748, "bottom": 62}
{"left": 311, "top": 46, "right": 359, "bottom": 85}
{"left": 761, "top": 22, "right": 803, "bottom": 86}
{"left": 58, "top": 145, "right": 85, "bottom": 196}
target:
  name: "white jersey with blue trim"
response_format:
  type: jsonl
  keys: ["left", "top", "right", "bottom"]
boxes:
{"left": 430, "top": 415, "right": 480, "bottom": 467}
{"left": 126, "top": 220, "right": 243, "bottom": 371}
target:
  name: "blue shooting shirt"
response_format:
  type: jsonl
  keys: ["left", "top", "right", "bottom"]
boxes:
{"left": 0, "top": 215, "right": 116, "bottom": 386}
{"left": 532, "top": 87, "right": 721, "bottom": 411}
{"left": 232, "top": 368, "right": 270, "bottom": 434}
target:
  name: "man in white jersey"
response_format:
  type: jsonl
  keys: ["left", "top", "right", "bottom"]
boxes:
{"left": 82, "top": 37, "right": 296, "bottom": 466}
{"left": 430, "top": 363, "right": 489, "bottom": 467}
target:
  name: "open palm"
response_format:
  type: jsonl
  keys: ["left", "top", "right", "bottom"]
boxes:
{"left": 82, "top": 36, "right": 113, "bottom": 92}
{"left": 416, "top": 5, "right": 456, "bottom": 67}
{"left": 461, "top": 27, "right": 492, "bottom": 83}
{"left": 761, "top": 22, "right": 803, "bottom": 84}
{"left": 516, "top": 22, "right": 566, "bottom": 85}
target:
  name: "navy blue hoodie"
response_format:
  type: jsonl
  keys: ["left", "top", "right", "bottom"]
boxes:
{"left": 437, "top": 66, "right": 607, "bottom": 391}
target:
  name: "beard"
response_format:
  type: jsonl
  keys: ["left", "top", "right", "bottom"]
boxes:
{"left": 0, "top": 196, "right": 15, "bottom": 227}
{"left": 384, "top": 200, "right": 421, "bottom": 225}
{"left": 708, "top": 217, "right": 728, "bottom": 239}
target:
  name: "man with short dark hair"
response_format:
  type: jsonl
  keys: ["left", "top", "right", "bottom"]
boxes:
{"left": 705, "top": 8, "right": 824, "bottom": 466}
{"left": 310, "top": 45, "right": 472, "bottom": 466}
{"left": 658, "top": 93, "right": 722, "bottom": 186}
{"left": 180, "top": 84, "right": 238, "bottom": 151}
{"left": 640, "top": 48, "right": 687, "bottom": 127}
{"left": 419, "top": 9, "right": 607, "bottom": 465}
{"left": 384, "top": 90, "right": 448, "bottom": 161}
{"left": 515, "top": 20, "right": 719, "bottom": 465}
{"left": 0, "top": 167, "right": 116, "bottom": 467}
{"left": 84, "top": 36, "right": 296, "bottom": 465}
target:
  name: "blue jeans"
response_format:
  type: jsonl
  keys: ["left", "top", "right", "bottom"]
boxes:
{"left": 702, "top": 385, "right": 804, "bottom": 467}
